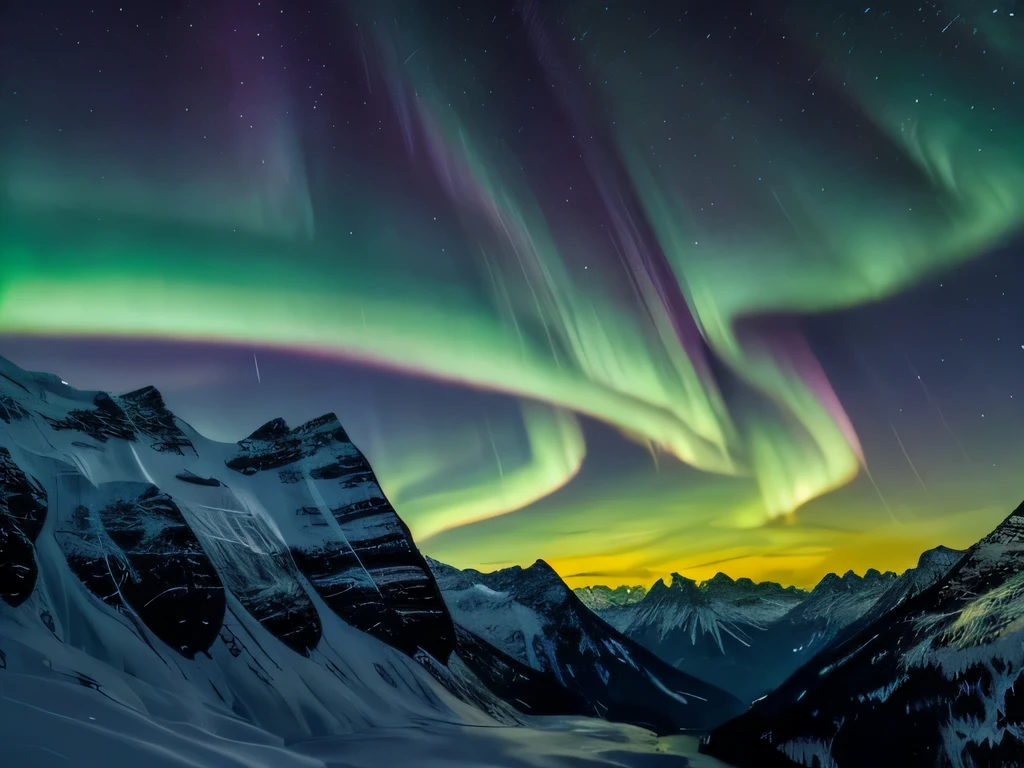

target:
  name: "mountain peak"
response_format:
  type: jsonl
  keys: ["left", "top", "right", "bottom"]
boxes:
{"left": 243, "top": 412, "right": 346, "bottom": 443}
{"left": 917, "top": 544, "right": 963, "bottom": 569}
{"left": 119, "top": 383, "right": 165, "bottom": 402}
{"left": 0, "top": 355, "right": 459, "bottom": 674}
{"left": 229, "top": 413, "right": 355, "bottom": 476}
{"left": 965, "top": 499, "right": 1024, "bottom": 552}
{"left": 246, "top": 417, "right": 292, "bottom": 441}
{"left": 862, "top": 568, "right": 897, "bottom": 583}
{"left": 572, "top": 583, "right": 648, "bottom": 610}
{"left": 522, "top": 559, "right": 563, "bottom": 583}
{"left": 670, "top": 572, "right": 698, "bottom": 588}
{"left": 813, "top": 572, "right": 844, "bottom": 592}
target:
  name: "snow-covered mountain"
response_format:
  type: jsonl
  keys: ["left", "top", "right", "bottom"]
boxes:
{"left": 754, "top": 568, "right": 898, "bottom": 671}
{"left": 0, "top": 356, "right": 516, "bottom": 723}
{"left": 825, "top": 545, "right": 964, "bottom": 652}
{"left": 0, "top": 355, "right": 745, "bottom": 767}
{"left": 574, "top": 584, "right": 648, "bottom": 611}
{"left": 592, "top": 572, "right": 806, "bottom": 703}
{"left": 427, "top": 557, "right": 745, "bottom": 733}
{"left": 590, "top": 564, "right": 952, "bottom": 705}
{"left": 701, "top": 501, "right": 1024, "bottom": 768}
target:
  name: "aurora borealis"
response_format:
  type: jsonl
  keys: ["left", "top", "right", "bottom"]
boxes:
{"left": 2, "top": 0, "right": 1023, "bottom": 589}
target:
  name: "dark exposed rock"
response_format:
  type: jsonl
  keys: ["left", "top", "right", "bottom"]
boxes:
{"left": 229, "top": 560, "right": 322, "bottom": 655}
{"left": 0, "top": 355, "right": 557, "bottom": 727}
{"left": 114, "top": 387, "right": 195, "bottom": 455}
{"left": 226, "top": 414, "right": 350, "bottom": 475}
{"left": 308, "top": 453, "right": 374, "bottom": 488}
{"left": 291, "top": 519, "right": 452, "bottom": 662}
{"left": 0, "top": 448, "right": 48, "bottom": 607}
{"left": 43, "top": 386, "right": 195, "bottom": 455}
{"left": 0, "top": 449, "right": 48, "bottom": 542}
{"left": 0, "top": 519, "right": 37, "bottom": 608}
{"left": 230, "top": 414, "right": 455, "bottom": 662}
{"left": 185, "top": 496, "right": 323, "bottom": 657}
{"left": 45, "top": 392, "right": 137, "bottom": 443}
{"left": 56, "top": 485, "right": 225, "bottom": 659}
{"left": 0, "top": 395, "right": 28, "bottom": 423}
{"left": 174, "top": 471, "right": 223, "bottom": 487}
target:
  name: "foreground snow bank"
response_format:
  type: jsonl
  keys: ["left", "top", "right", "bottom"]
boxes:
{"left": 1, "top": 672, "right": 732, "bottom": 768}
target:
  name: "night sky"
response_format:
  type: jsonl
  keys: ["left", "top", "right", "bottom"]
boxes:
{"left": 2, "top": 0, "right": 1023, "bottom": 589}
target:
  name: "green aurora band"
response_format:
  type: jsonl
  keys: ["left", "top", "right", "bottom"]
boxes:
{"left": 1, "top": 0, "right": 1022, "bottom": 549}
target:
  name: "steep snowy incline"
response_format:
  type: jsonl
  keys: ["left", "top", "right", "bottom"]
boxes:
{"left": 0, "top": 354, "right": 520, "bottom": 751}
{"left": 702, "top": 501, "right": 1024, "bottom": 768}
{"left": 427, "top": 557, "right": 746, "bottom": 734}
{"left": 222, "top": 413, "right": 453, "bottom": 660}
{"left": 824, "top": 545, "right": 963, "bottom": 652}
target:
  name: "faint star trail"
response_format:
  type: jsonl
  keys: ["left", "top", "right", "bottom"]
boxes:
{"left": 863, "top": 463, "right": 899, "bottom": 524}
{"left": 889, "top": 420, "right": 929, "bottom": 494}
{"left": 904, "top": 353, "right": 973, "bottom": 466}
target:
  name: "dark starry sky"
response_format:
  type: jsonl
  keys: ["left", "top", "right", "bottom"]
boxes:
{"left": 1, "top": 0, "right": 1022, "bottom": 587}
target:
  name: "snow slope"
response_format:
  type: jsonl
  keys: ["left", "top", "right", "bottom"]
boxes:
{"left": 702, "top": 501, "right": 1024, "bottom": 768}
{"left": 0, "top": 670, "right": 736, "bottom": 768}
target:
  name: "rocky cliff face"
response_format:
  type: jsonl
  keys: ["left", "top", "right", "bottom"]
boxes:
{"left": 224, "top": 412, "right": 453, "bottom": 660}
{"left": 702, "top": 502, "right": 1024, "bottom": 768}
{"left": 0, "top": 355, "right": 522, "bottom": 748}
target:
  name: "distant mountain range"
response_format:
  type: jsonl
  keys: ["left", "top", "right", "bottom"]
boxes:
{"left": 574, "top": 583, "right": 648, "bottom": 611}
{"left": 577, "top": 554, "right": 965, "bottom": 703}
{"left": 701, "top": 502, "right": 1024, "bottom": 768}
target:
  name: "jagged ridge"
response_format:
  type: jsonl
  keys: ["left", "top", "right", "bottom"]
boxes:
{"left": 702, "top": 502, "right": 1024, "bottom": 768}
